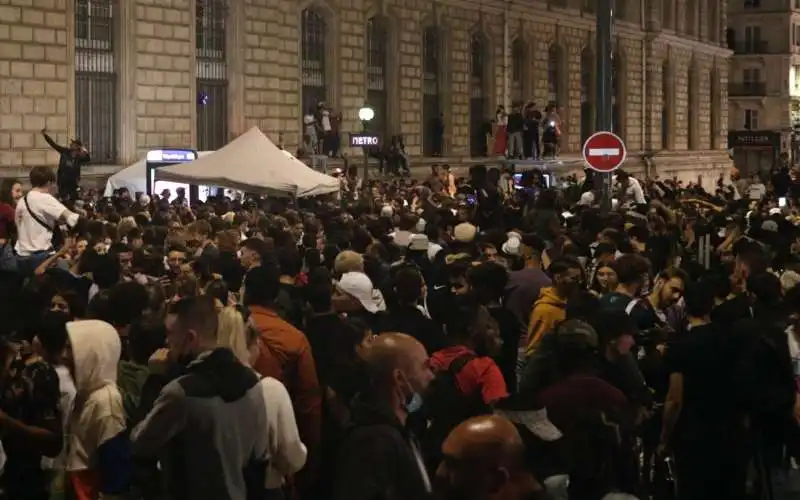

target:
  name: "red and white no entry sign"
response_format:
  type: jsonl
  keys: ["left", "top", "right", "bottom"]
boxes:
{"left": 582, "top": 131, "right": 627, "bottom": 173}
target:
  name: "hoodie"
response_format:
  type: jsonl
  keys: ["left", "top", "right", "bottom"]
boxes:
{"left": 525, "top": 287, "right": 567, "bottom": 356}
{"left": 66, "top": 319, "right": 130, "bottom": 500}
{"left": 131, "top": 347, "right": 270, "bottom": 500}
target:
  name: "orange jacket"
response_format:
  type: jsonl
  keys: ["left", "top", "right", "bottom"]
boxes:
{"left": 250, "top": 305, "right": 321, "bottom": 490}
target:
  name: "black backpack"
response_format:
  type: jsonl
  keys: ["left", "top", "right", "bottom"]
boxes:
{"left": 421, "top": 353, "right": 492, "bottom": 471}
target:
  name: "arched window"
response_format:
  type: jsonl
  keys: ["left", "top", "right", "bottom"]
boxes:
{"left": 511, "top": 38, "right": 525, "bottom": 105}
{"left": 580, "top": 48, "right": 594, "bottom": 144}
{"left": 422, "top": 26, "right": 442, "bottom": 156}
{"left": 301, "top": 8, "right": 328, "bottom": 117}
{"left": 366, "top": 16, "right": 388, "bottom": 136}
{"left": 469, "top": 33, "right": 488, "bottom": 157}
{"left": 710, "top": 68, "right": 719, "bottom": 148}
{"left": 547, "top": 45, "right": 562, "bottom": 106}
{"left": 196, "top": 0, "right": 228, "bottom": 150}
{"left": 75, "top": 0, "right": 117, "bottom": 163}
{"left": 612, "top": 53, "right": 623, "bottom": 138}
{"left": 688, "top": 65, "right": 698, "bottom": 149}
{"left": 662, "top": 61, "right": 671, "bottom": 149}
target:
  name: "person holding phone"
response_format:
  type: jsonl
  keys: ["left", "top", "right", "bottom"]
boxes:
{"left": 41, "top": 128, "right": 90, "bottom": 201}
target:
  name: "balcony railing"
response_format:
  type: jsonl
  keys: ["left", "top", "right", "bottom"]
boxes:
{"left": 729, "top": 82, "right": 767, "bottom": 96}
{"left": 730, "top": 40, "right": 771, "bottom": 54}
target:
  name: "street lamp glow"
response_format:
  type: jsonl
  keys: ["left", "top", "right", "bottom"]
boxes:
{"left": 358, "top": 106, "right": 375, "bottom": 121}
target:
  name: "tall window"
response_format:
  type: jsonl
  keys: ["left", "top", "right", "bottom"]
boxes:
{"left": 685, "top": 2, "right": 697, "bottom": 37}
{"left": 707, "top": 0, "right": 718, "bottom": 43}
{"left": 511, "top": 38, "right": 525, "bottom": 104}
{"left": 366, "top": 17, "right": 388, "bottom": 136}
{"left": 662, "top": 62, "right": 670, "bottom": 149}
{"left": 301, "top": 8, "right": 328, "bottom": 117}
{"left": 614, "top": 0, "right": 627, "bottom": 21}
{"left": 422, "top": 26, "right": 441, "bottom": 156}
{"left": 710, "top": 69, "right": 719, "bottom": 147}
{"left": 75, "top": 0, "right": 117, "bottom": 163}
{"left": 612, "top": 53, "right": 622, "bottom": 137}
{"left": 582, "top": 0, "right": 595, "bottom": 14}
{"left": 744, "top": 26, "right": 762, "bottom": 52}
{"left": 687, "top": 67, "right": 697, "bottom": 149}
{"left": 580, "top": 48, "right": 594, "bottom": 144}
{"left": 662, "top": 0, "right": 673, "bottom": 30}
{"left": 196, "top": 0, "right": 227, "bottom": 150}
{"left": 469, "top": 34, "right": 488, "bottom": 157}
{"left": 547, "top": 45, "right": 562, "bottom": 107}
{"left": 744, "top": 109, "right": 759, "bottom": 130}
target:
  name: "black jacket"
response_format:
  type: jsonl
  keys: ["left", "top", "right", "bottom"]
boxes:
{"left": 379, "top": 305, "right": 444, "bottom": 355}
{"left": 333, "top": 397, "right": 431, "bottom": 500}
{"left": 43, "top": 133, "right": 89, "bottom": 181}
{"left": 731, "top": 314, "right": 796, "bottom": 447}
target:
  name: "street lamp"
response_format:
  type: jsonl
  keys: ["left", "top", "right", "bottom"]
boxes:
{"left": 358, "top": 106, "right": 375, "bottom": 123}
{"left": 358, "top": 106, "right": 374, "bottom": 180}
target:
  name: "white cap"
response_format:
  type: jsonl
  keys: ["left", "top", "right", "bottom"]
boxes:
{"left": 336, "top": 272, "right": 387, "bottom": 313}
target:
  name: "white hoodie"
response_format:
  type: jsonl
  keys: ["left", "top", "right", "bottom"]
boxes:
{"left": 65, "top": 320, "right": 125, "bottom": 474}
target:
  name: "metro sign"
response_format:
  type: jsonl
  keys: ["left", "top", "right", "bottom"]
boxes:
{"left": 582, "top": 131, "right": 627, "bottom": 173}
{"left": 350, "top": 133, "right": 381, "bottom": 148}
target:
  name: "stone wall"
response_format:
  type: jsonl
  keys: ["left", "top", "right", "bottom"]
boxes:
{"left": 0, "top": 0, "right": 70, "bottom": 168}
{"left": 0, "top": 0, "right": 732, "bottom": 172}
{"left": 133, "top": 0, "right": 194, "bottom": 152}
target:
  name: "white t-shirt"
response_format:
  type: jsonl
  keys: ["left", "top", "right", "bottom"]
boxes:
{"left": 15, "top": 190, "right": 79, "bottom": 256}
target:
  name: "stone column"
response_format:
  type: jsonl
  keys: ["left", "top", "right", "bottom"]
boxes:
{"left": 66, "top": 0, "right": 76, "bottom": 141}
{"left": 117, "top": 0, "right": 138, "bottom": 164}
{"left": 227, "top": 0, "right": 245, "bottom": 138}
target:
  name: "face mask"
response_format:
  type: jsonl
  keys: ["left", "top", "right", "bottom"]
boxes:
{"left": 405, "top": 391, "right": 424, "bottom": 413}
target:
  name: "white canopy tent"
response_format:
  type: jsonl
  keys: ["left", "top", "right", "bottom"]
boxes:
{"left": 103, "top": 151, "right": 214, "bottom": 197}
{"left": 155, "top": 127, "right": 339, "bottom": 197}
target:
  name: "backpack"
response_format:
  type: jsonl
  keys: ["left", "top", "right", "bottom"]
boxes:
{"left": 421, "top": 353, "right": 492, "bottom": 472}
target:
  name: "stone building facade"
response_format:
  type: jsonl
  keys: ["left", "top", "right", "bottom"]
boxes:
{"left": 726, "top": 0, "right": 800, "bottom": 172}
{"left": 0, "top": 0, "right": 732, "bottom": 182}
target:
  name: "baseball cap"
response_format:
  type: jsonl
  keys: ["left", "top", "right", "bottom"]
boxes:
{"left": 336, "top": 272, "right": 387, "bottom": 313}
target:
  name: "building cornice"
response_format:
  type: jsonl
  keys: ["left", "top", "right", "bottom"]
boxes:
{"left": 646, "top": 32, "right": 733, "bottom": 58}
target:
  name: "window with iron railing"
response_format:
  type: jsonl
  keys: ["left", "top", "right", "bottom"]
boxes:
{"left": 301, "top": 8, "right": 328, "bottom": 115}
{"left": 422, "top": 25, "right": 442, "bottom": 156}
{"left": 196, "top": 0, "right": 228, "bottom": 151}
{"left": 469, "top": 34, "right": 488, "bottom": 157}
{"left": 366, "top": 16, "right": 388, "bottom": 136}
{"left": 75, "top": 0, "right": 117, "bottom": 163}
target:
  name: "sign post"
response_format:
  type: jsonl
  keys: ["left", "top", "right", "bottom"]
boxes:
{"left": 596, "top": 0, "right": 615, "bottom": 212}
{"left": 582, "top": 131, "right": 627, "bottom": 173}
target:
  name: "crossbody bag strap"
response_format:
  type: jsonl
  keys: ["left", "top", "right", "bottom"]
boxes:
{"left": 624, "top": 298, "right": 641, "bottom": 316}
{"left": 23, "top": 194, "right": 54, "bottom": 232}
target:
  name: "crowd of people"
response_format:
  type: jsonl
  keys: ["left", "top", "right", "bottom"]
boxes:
{"left": 0, "top": 156, "right": 799, "bottom": 500}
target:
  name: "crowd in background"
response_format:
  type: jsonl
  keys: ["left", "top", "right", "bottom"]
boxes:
{"left": 0, "top": 156, "right": 799, "bottom": 500}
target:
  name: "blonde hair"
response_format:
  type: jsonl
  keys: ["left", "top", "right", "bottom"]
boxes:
{"left": 334, "top": 250, "right": 364, "bottom": 276}
{"left": 216, "top": 306, "right": 250, "bottom": 365}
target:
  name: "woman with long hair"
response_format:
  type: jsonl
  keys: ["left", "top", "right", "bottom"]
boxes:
{"left": 215, "top": 306, "right": 307, "bottom": 497}
{"left": 0, "top": 178, "right": 22, "bottom": 270}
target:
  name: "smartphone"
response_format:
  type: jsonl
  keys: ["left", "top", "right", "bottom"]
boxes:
{"left": 780, "top": 197, "right": 788, "bottom": 208}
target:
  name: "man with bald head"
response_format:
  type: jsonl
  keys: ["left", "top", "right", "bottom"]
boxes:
{"left": 332, "top": 333, "right": 435, "bottom": 500}
{"left": 435, "top": 415, "right": 547, "bottom": 500}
